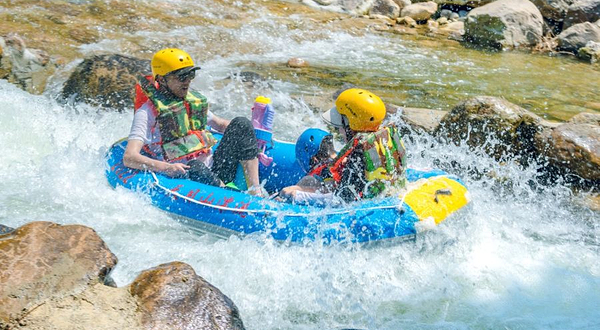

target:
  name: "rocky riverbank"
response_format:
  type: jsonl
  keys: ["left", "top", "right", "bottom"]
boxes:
{"left": 2, "top": 0, "right": 599, "bottom": 95}
{"left": 0, "top": 222, "right": 244, "bottom": 330}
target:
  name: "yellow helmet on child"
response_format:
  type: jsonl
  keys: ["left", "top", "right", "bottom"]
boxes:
{"left": 322, "top": 88, "right": 386, "bottom": 132}
{"left": 151, "top": 48, "right": 199, "bottom": 78}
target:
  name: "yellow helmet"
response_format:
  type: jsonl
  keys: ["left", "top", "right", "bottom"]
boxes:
{"left": 151, "top": 48, "right": 198, "bottom": 77}
{"left": 334, "top": 88, "right": 386, "bottom": 132}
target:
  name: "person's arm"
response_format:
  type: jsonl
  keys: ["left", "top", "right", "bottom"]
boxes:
{"left": 123, "top": 140, "right": 189, "bottom": 176}
{"left": 207, "top": 112, "right": 231, "bottom": 133}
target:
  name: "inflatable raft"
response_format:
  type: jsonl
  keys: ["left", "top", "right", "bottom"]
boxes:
{"left": 105, "top": 135, "right": 469, "bottom": 245}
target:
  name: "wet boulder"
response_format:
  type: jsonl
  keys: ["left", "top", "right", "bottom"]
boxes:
{"left": 400, "top": 2, "right": 438, "bottom": 21}
{"left": 0, "top": 34, "right": 55, "bottom": 94}
{"left": 130, "top": 261, "right": 245, "bottom": 330}
{"left": 530, "top": 0, "right": 574, "bottom": 22}
{"left": 0, "top": 221, "right": 117, "bottom": 327}
{"left": 0, "top": 222, "right": 246, "bottom": 330}
{"left": 464, "top": 0, "right": 544, "bottom": 49}
{"left": 535, "top": 122, "right": 600, "bottom": 184}
{"left": 563, "top": 0, "right": 600, "bottom": 29}
{"left": 60, "top": 54, "right": 150, "bottom": 111}
{"left": 557, "top": 21, "right": 600, "bottom": 52}
{"left": 435, "top": 96, "right": 546, "bottom": 161}
{"left": 396, "top": 106, "right": 447, "bottom": 135}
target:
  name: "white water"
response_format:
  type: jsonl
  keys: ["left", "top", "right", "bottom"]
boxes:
{"left": 2, "top": 3, "right": 600, "bottom": 329}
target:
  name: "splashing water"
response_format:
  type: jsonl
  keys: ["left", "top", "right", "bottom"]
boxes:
{"left": 1, "top": 2, "right": 600, "bottom": 329}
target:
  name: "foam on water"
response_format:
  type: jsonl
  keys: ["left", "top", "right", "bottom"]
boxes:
{"left": 1, "top": 4, "right": 599, "bottom": 328}
{"left": 1, "top": 78, "right": 598, "bottom": 329}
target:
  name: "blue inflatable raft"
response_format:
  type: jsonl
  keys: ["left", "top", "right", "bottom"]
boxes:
{"left": 105, "top": 135, "right": 469, "bottom": 245}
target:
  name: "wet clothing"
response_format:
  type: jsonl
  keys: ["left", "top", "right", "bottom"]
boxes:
{"left": 128, "top": 91, "right": 258, "bottom": 185}
{"left": 134, "top": 75, "right": 217, "bottom": 162}
{"left": 175, "top": 117, "right": 258, "bottom": 186}
{"left": 128, "top": 100, "right": 215, "bottom": 166}
{"left": 330, "top": 125, "right": 407, "bottom": 202}
{"left": 211, "top": 117, "right": 259, "bottom": 184}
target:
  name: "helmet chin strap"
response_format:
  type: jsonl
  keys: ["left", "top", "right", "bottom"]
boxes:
{"left": 156, "top": 75, "right": 179, "bottom": 99}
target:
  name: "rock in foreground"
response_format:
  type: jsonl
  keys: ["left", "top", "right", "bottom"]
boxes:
{"left": 0, "top": 222, "right": 245, "bottom": 330}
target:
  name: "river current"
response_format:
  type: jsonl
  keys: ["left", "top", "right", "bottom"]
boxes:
{"left": 1, "top": 1, "right": 599, "bottom": 329}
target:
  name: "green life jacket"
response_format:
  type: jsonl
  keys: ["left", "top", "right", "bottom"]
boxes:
{"left": 137, "top": 75, "right": 216, "bottom": 162}
{"left": 330, "top": 125, "right": 407, "bottom": 199}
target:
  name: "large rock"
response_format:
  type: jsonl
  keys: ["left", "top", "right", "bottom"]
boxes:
{"left": 396, "top": 106, "right": 447, "bottom": 135}
{"left": 464, "top": 0, "right": 544, "bottom": 49}
{"left": 130, "top": 261, "right": 245, "bottom": 330}
{"left": 564, "top": 0, "right": 600, "bottom": 29}
{"left": 0, "top": 34, "right": 55, "bottom": 94}
{"left": 0, "top": 222, "right": 117, "bottom": 327}
{"left": 557, "top": 21, "right": 600, "bottom": 52}
{"left": 536, "top": 122, "right": 600, "bottom": 183}
{"left": 370, "top": 0, "right": 401, "bottom": 19}
{"left": 400, "top": 1, "right": 438, "bottom": 21}
{"left": 530, "top": 0, "right": 574, "bottom": 21}
{"left": 60, "top": 54, "right": 150, "bottom": 111}
{"left": 0, "top": 222, "right": 246, "bottom": 330}
{"left": 435, "top": 96, "right": 546, "bottom": 161}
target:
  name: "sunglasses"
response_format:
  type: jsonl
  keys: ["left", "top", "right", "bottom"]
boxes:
{"left": 170, "top": 70, "right": 196, "bottom": 82}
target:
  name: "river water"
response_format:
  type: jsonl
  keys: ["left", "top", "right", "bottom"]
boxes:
{"left": 1, "top": 1, "right": 599, "bottom": 329}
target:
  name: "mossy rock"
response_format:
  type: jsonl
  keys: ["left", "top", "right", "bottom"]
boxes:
{"left": 61, "top": 54, "right": 150, "bottom": 111}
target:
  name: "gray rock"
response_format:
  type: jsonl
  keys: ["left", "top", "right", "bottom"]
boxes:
{"left": 0, "top": 34, "right": 54, "bottom": 94}
{"left": 557, "top": 21, "right": 600, "bottom": 52}
{"left": 564, "top": 0, "right": 600, "bottom": 29}
{"left": 396, "top": 106, "right": 447, "bottom": 134}
{"left": 465, "top": 0, "right": 544, "bottom": 49}
{"left": 440, "top": 9, "right": 455, "bottom": 19}
{"left": 435, "top": 96, "right": 545, "bottom": 161}
{"left": 530, "top": 0, "right": 574, "bottom": 21}
{"left": 370, "top": 0, "right": 401, "bottom": 19}
{"left": 536, "top": 122, "right": 600, "bottom": 182}
{"left": 401, "top": 1, "right": 438, "bottom": 21}
{"left": 130, "top": 261, "right": 245, "bottom": 330}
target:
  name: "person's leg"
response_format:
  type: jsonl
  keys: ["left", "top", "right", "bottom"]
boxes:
{"left": 212, "top": 117, "right": 259, "bottom": 186}
{"left": 187, "top": 159, "right": 223, "bottom": 186}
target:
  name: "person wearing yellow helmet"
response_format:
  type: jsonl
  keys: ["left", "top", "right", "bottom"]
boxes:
{"left": 321, "top": 88, "right": 407, "bottom": 202}
{"left": 281, "top": 88, "right": 407, "bottom": 203}
{"left": 124, "top": 48, "right": 265, "bottom": 196}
